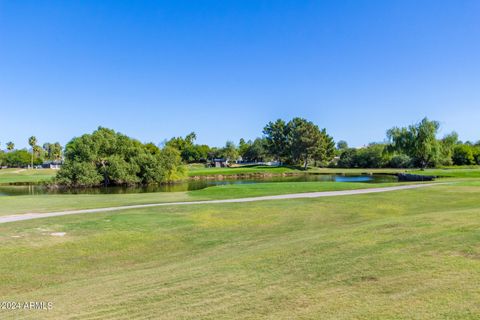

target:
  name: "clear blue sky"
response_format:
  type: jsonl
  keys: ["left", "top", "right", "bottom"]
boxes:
{"left": 1, "top": 0, "right": 479, "bottom": 149}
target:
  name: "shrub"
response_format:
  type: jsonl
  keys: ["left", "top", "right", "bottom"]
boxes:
{"left": 452, "top": 145, "right": 474, "bottom": 166}
{"left": 389, "top": 154, "right": 412, "bottom": 168}
{"left": 337, "top": 148, "right": 358, "bottom": 168}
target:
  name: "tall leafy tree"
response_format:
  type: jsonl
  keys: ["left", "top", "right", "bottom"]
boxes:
{"left": 473, "top": 147, "right": 480, "bottom": 165}
{"left": 287, "top": 118, "right": 335, "bottom": 169}
{"left": 185, "top": 132, "right": 196, "bottom": 144}
{"left": 4, "top": 149, "right": 31, "bottom": 167}
{"left": 238, "top": 138, "right": 250, "bottom": 159}
{"left": 56, "top": 127, "right": 186, "bottom": 187}
{"left": 242, "top": 138, "right": 268, "bottom": 162}
{"left": 264, "top": 118, "right": 335, "bottom": 168}
{"left": 313, "top": 128, "right": 335, "bottom": 167}
{"left": 157, "top": 146, "right": 186, "bottom": 181}
{"left": 387, "top": 118, "right": 440, "bottom": 169}
{"left": 263, "top": 119, "right": 289, "bottom": 163}
{"left": 166, "top": 132, "right": 209, "bottom": 163}
{"left": 452, "top": 144, "right": 475, "bottom": 165}
{"left": 43, "top": 142, "right": 63, "bottom": 161}
{"left": 287, "top": 118, "right": 322, "bottom": 169}
{"left": 221, "top": 141, "right": 239, "bottom": 162}
{"left": 337, "top": 148, "right": 358, "bottom": 168}
{"left": 354, "top": 143, "right": 389, "bottom": 168}
{"left": 194, "top": 144, "right": 211, "bottom": 162}
{"left": 336, "top": 140, "right": 348, "bottom": 150}
{"left": 439, "top": 132, "right": 459, "bottom": 166}
{"left": 144, "top": 142, "right": 161, "bottom": 155}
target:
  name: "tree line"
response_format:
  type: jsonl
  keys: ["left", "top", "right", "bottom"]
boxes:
{"left": 163, "top": 117, "right": 335, "bottom": 169}
{"left": 163, "top": 117, "right": 480, "bottom": 169}
{"left": 0, "top": 138, "right": 62, "bottom": 168}
{"left": 1, "top": 117, "right": 479, "bottom": 186}
{"left": 336, "top": 118, "right": 480, "bottom": 169}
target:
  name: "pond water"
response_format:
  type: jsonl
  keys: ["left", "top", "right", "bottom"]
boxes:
{"left": 0, "top": 174, "right": 398, "bottom": 196}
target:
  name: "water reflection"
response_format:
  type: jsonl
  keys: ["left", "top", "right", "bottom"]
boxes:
{"left": 0, "top": 174, "right": 397, "bottom": 196}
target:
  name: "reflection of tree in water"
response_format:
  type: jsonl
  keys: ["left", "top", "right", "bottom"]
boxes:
{"left": 0, "top": 174, "right": 397, "bottom": 196}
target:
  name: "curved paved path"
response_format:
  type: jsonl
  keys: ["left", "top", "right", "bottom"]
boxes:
{"left": 0, "top": 183, "right": 441, "bottom": 224}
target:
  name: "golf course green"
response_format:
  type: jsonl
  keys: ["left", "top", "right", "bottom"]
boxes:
{"left": 0, "top": 167, "right": 479, "bottom": 319}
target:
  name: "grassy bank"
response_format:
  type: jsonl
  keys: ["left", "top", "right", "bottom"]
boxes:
{"left": 0, "top": 183, "right": 479, "bottom": 319}
{"left": 0, "top": 168, "right": 56, "bottom": 184}
{"left": 188, "top": 165, "right": 407, "bottom": 177}
{"left": 0, "top": 181, "right": 400, "bottom": 216}
{"left": 187, "top": 164, "right": 303, "bottom": 177}
{"left": 411, "top": 166, "right": 480, "bottom": 178}
{"left": 190, "top": 164, "right": 480, "bottom": 179}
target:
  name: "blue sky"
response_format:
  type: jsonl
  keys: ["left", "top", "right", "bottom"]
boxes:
{"left": 1, "top": 0, "right": 479, "bottom": 149}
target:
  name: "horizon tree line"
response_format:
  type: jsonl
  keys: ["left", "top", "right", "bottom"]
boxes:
{"left": 1, "top": 117, "right": 479, "bottom": 179}
{"left": 0, "top": 137, "right": 63, "bottom": 168}
{"left": 336, "top": 118, "right": 480, "bottom": 169}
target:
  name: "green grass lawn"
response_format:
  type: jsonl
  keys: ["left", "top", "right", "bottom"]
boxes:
{"left": 315, "top": 166, "right": 480, "bottom": 178}
{"left": 0, "top": 181, "right": 401, "bottom": 216}
{"left": 187, "top": 164, "right": 302, "bottom": 176}
{"left": 411, "top": 166, "right": 480, "bottom": 178}
{"left": 0, "top": 183, "right": 479, "bottom": 319}
{"left": 188, "top": 165, "right": 408, "bottom": 177}
{"left": 311, "top": 166, "right": 480, "bottom": 179}
{"left": 310, "top": 167, "right": 405, "bottom": 174}
{"left": 0, "top": 168, "right": 56, "bottom": 184}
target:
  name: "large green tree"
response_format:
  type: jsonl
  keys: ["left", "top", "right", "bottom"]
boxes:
{"left": 4, "top": 149, "right": 32, "bottom": 167}
{"left": 166, "top": 132, "right": 210, "bottom": 163}
{"left": 238, "top": 138, "right": 250, "bottom": 159}
{"left": 387, "top": 118, "right": 441, "bottom": 169}
{"left": 241, "top": 138, "right": 268, "bottom": 162}
{"left": 337, "top": 144, "right": 391, "bottom": 168}
{"left": 43, "top": 142, "right": 62, "bottom": 161}
{"left": 56, "top": 127, "right": 186, "bottom": 187}
{"left": 473, "top": 147, "right": 480, "bottom": 165}
{"left": 312, "top": 128, "right": 335, "bottom": 167}
{"left": 336, "top": 140, "right": 348, "bottom": 151}
{"left": 263, "top": 119, "right": 289, "bottom": 163}
{"left": 287, "top": 118, "right": 323, "bottom": 169}
{"left": 337, "top": 148, "right": 358, "bottom": 168}
{"left": 439, "top": 132, "right": 459, "bottom": 166}
{"left": 221, "top": 141, "right": 239, "bottom": 162}
{"left": 452, "top": 144, "right": 475, "bottom": 165}
{"left": 263, "top": 118, "right": 335, "bottom": 169}
{"left": 354, "top": 143, "right": 390, "bottom": 168}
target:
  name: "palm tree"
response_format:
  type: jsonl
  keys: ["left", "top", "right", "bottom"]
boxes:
{"left": 6, "top": 141, "right": 14, "bottom": 151}
{"left": 28, "top": 136, "right": 37, "bottom": 168}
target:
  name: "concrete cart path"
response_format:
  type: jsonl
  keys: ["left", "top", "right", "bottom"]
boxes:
{"left": 0, "top": 183, "right": 442, "bottom": 224}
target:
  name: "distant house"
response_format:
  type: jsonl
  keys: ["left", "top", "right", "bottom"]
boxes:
{"left": 211, "top": 158, "right": 228, "bottom": 168}
{"left": 42, "top": 160, "right": 63, "bottom": 169}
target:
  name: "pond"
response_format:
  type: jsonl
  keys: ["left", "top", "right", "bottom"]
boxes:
{"left": 0, "top": 174, "right": 398, "bottom": 196}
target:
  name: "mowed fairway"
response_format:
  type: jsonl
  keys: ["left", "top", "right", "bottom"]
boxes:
{"left": 0, "top": 181, "right": 402, "bottom": 216}
{"left": 0, "top": 169, "right": 56, "bottom": 184}
{"left": 0, "top": 182, "right": 479, "bottom": 319}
